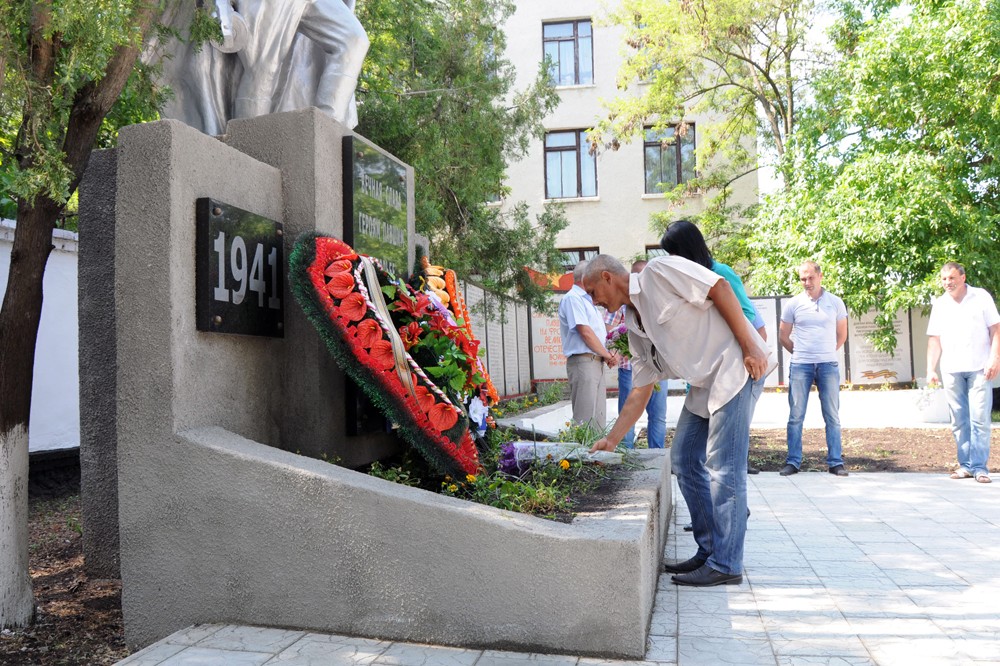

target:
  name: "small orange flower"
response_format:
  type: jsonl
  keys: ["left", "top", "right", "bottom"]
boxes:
{"left": 466, "top": 474, "right": 477, "bottom": 483}
{"left": 559, "top": 459, "right": 570, "bottom": 470}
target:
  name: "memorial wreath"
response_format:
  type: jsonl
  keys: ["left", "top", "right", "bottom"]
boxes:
{"left": 289, "top": 233, "right": 496, "bottom": 477}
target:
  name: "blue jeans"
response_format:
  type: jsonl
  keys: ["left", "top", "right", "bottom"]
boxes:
{"left": 786, "top": 362, "right": 843, "bottom": 469}
{"left": 942, "top": 370, "right": 993, "bottom": 476}
{"left": 671, "top": 377, "right": 752, "bottom": 575}
{"left": 617, "top": 367, "right": 666, "bottom": 448}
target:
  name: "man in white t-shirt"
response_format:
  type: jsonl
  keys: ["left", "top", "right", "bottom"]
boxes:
{"left": 926, "top": 262, "right": 1000, "bottom": 484}
{"left": 778, "top": 260, "right": 849, "bottom": 477}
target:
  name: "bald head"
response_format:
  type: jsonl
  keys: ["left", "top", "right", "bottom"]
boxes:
{"left": 581, "top": 254, "right": 631, "bottom": 312}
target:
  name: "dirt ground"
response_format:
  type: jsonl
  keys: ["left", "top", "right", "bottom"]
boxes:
{"left": 2, "top": 426, "right": 996, "bottom": 665}
{"left": 0, "top": 495, "right": 128, "bottom": 666}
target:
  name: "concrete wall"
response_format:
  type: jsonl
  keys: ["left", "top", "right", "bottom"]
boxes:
{"left": 128, "top": 427, "right": 670, "bottom": 657}
{"left": 0, "top": 221, "right": 79, "bottom": 453}
{"left": 78, "top": 150, "right": 120, "bottom": 577}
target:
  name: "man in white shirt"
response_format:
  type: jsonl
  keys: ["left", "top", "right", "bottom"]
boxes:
{"left": 559, "top": 261, "right": 616, "bottom": 431}
{"left": 778, "top": 260, "right": 849, "bottom": 477}
{"left": 584, "top": 254, "right": 775, "bottom": 587}
{"left": 926, "top": 262, "right": 1000, "bottom": 484}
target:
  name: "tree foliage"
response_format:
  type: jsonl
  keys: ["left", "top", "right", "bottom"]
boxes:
{"left": 747, "top": 0, "right": 1000, "bottom": 351}
{"left": 355, "top": 0, "right": 567, "bottom": 312}
{"left": 593, "top": 0, "right": 822, "bottom": 255}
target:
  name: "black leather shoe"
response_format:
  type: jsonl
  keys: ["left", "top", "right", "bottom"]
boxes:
{"left": 779, "top": 464, "right": 799, "bottom": 476}
{"left": 671, "top": 564, "right": 743, "bottom": 587}
{"left": 829, "top": 464, "right": 849, "bottom": 477}
{"left": 663, "top": 555, "right": 707, "bottom": 574}
{"left": 748, "top": 465, "right": 760, "bottom": 475}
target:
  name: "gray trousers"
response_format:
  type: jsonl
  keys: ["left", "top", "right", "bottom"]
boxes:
{"left": 566, "top": 354, "right": 607, "bottom": 431}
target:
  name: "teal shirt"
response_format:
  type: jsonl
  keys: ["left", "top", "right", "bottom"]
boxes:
{"left": 711, "top": 260, "right": 755, "bottom": 323}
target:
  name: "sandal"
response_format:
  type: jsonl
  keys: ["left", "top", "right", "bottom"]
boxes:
{"left": 950, "top": 469, "right": 973, "bottom": 479}
{"left": 975, "top": 473, "right": 992, "bottom": 484}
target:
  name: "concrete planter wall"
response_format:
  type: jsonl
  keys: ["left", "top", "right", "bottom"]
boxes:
{"left": 136, "top": 428, "right": 670, "bottom": 658}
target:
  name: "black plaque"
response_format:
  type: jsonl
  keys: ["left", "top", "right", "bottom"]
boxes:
{"left": 343, "top": 136, "right": 409, "bottom": 277}
{"left": 195, "top": 198, "right": 284, "bottom": 337}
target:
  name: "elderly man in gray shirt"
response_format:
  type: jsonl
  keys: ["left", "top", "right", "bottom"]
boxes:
{"left": 584, "top": 254, "right": 775, "bottom": 587}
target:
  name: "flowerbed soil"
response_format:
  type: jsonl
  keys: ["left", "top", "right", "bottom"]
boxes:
{"left": 4, "top": 426, "right": 994, "bottom": 665}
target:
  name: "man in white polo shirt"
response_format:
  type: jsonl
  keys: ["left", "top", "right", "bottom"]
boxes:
{"left": 779, "top": 260, "right": 849, "bottom": 477}
{"left": 927, "top": 261, "right": 1000, "bottom": 484}
{"left": 559, "top": 260, "right": 616, "bottom": 430}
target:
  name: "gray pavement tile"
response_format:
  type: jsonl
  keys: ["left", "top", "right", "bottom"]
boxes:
{"left": 372, "top": 642, "right": 482, "bottom": 666}
{"left": 163, "top": 624, "right": 227, "bottom": 646}
{"left": 643, "top": 634, "right": 676, "bottom": 663}
{"left": 474, "top": 651, "right": 580, "bottom": 665}
{"left": 674, "top": 610, "right": 767, "bottom": 640}
{"left": 768, "top": 634, "right": 869, "bottom": 659}
{"left": 265, "top": 634, "right": 390, "bottom": 665}
{"left": 675, "top": 637, "right": 773, "bottom": 665}
{"left": 197, "top": 626, "right": 305, "bottom": 653}
{"left": 158, "top": 647, "right": 274, "bottom": 665}
{"left": 116, "top": 642, "right": 188, "bottom": 665}
{"left": 775, "top": 657, "right": 875, "bottom": 665}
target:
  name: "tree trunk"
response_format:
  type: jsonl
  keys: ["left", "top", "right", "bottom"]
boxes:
{"left": 0, "top": 199, "right": 57, "bottom": 628}
{"left": 0, "top": 426, "right": 32, "bottom": 628}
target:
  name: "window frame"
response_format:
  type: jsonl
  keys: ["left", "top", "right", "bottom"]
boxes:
{"left": 559, "top": 247, "right": 600, "bottom": 272}
{"left": 643, "top": 124, "right": 696, "bottom": 194}
{"left": 544, "top": 129, "right": 598, "bottom": 200}
{"left": 542, "top": 19, "right": 594, "bottom": 87}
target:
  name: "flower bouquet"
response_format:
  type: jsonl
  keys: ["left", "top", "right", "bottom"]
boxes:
{"left": 606, "top": 323, "right": 630, "bottom": 359}
{"left": 289, "top": 233, "right": 495, "bottom": 476}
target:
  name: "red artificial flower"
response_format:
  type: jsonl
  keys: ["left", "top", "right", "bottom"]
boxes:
{"left": 398, "top": 321, "right": 422, "bottom": 350}
{"left": 369, "top": 339, "right": 396, "bottom": 371}
{"left": 324, "top": 259, "right": 354, "bottom": 277}
{"left": 413, "top": 381, "right": 436, "bottom": 413}
{"left": 326, "top": 271, "right": 356, "bottom": 299}
{"left": 355, "top": 318, "right": 383, "bottom": 348}
{"left": 393, "top": 290, "right": 433, "bottom": 319}
{"left": 428, "top": 403, "right": 459, "bottom": 432}
{"left": 340, "top": 292, "right": 368, "bottom": 322}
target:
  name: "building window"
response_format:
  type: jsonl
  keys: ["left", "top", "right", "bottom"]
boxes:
{"left": 645, "top": 245, "right": 668, "bottom": 258}
{"left": 560, "top": 247, "right": 600, "bottom": 272}
{"left": 644, "top": 124, "right": 696, "bottom": 193}
{"left": 545, "top": 130, "right": 597, "bottom": 199}
{"left": 543, "top": 20, "right": 593, "bottom": 86}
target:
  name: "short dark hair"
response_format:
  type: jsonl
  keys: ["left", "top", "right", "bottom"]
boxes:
{"left": 942, "top": 261, "right": 965, "bottom": 275}
{"left": 659, "top": 219, "right": 712, "bottom": 269}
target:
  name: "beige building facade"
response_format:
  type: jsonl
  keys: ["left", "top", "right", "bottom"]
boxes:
{"left": 500, "top": 0, "right": 759, "bottom": 268}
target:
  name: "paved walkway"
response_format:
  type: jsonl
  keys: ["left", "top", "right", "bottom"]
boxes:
{"left": 502, "top": 388, "right": 958, "bottom": 440}
{"left": 117, "top": 392, "right": 1000, "bottom": 666}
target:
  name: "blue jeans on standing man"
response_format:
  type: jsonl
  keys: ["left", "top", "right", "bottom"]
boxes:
{"left": 786, "top": 361, "right": 843, "bottom": 469}
{"left": 617, "top": 367, "right": 666, "bottom": 448}
{"left": 671, "top": 377, "right": 753, "bottom": 576}
{"left": 942, "top": 370, "right": 993, "bottom": 477}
